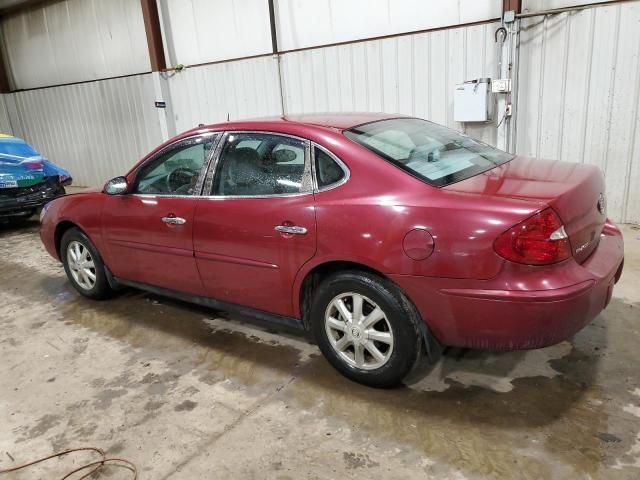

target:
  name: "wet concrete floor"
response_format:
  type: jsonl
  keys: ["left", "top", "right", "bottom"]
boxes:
{"left": 1, "top": 220, "right": 639, "bottom": 479}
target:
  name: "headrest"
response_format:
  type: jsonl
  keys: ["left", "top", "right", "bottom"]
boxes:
{"left": 272, "top": 149, "right": 297, "bottom": 163}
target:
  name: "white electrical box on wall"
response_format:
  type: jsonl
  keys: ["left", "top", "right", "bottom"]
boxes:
{"left": 454, "top": 78, "right": 492, "bottom": 122}
{"left": 491, "top": 78, "right": 511, "bottom": 93}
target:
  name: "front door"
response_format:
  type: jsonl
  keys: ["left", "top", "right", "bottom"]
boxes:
{"left": 193, "top": 132, "right": 317, "bottom": 317}
{"left": 103, "top": 134, "right": 218, "bottom": 296}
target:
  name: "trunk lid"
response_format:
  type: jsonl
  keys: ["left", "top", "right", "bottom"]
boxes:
{"left": 445, "top": 156, "right": 607, "bottom": 263}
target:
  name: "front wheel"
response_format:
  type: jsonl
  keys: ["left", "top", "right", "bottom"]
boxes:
{"left": 61, "top": 227, "right": 113, "bottom": 300}
{"left": 310, "top": 271, "right": 424, "bottom": 388}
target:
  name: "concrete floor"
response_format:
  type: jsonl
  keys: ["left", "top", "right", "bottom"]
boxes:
{"left": 0, "top": 220, "right": 639, "bottom": 480}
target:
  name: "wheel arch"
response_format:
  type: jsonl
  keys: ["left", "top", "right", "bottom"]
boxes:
{"left": 293, "top": 259, "right": 443, "bottom": 359}
{"left": 54, "top": 220, "right": 88, "bottom": 259}
{"left": 295, "top": 260, "right": 385, "bottom": 323}
{"left": 295, "top": 258, "right": 442, "bottom": 361}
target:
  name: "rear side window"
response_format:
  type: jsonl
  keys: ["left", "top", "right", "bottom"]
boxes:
{"left": 344, "top": 118, "right": 513, "bottom": 187}
{"left": 314, "top": 147, "right": 345, "bottom": 189}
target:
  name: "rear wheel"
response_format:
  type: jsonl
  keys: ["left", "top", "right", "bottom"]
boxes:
{"left": 310, "top": 271, "right": 424, "bottom": 388}
{"left": 61, "top": 228, "right": 113, "bottom": 299}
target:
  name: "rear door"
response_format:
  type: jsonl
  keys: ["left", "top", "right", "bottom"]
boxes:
{"left": 193, "top": 131, "right": 317, "bottom": 317}
{"left": 103, "top": 133, "right": 219, "bottom": 295}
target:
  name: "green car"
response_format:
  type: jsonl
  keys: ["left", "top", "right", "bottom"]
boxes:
{"left": 0, "top": 134, "right": 72, "bottom": 224}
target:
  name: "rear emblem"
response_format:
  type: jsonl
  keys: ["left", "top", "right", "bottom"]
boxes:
{"left": 597, "top": 193, "right": 606, "bottom": 215}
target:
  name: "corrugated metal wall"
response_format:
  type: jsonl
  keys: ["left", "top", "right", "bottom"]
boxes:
{"left": 2, "top": 0, "right": 638, "bottom": 224}
{"left": 165, "top": 21, "right": 500, "bottom": 142}
{"left": 517, "top": 1, "right": 640, "bottom": 223}
{"left": 280, "top": 22, "right": 500, "bottom": 145}
{"left": 167, "top": 56, "right": 282, "bottom": 134}
{"left": 0, "top": 95, "right": 12, "bottom": 134}
{"left": 0, "top": 0, "right": 150, "bottom": 90}
{"left": 157, "top": 0, "right": 501, "bottom": 67}
{"left": 522, "top": 0, "right": 606, "bottom": 10}
{"left": 12, "top": 74, "right": 163, "bottom": 186}
{"left": 276, "top": 0, "right": 501, "bottom": 51}
{"left": 159, "top": 0, "right": 272, "bottom": 67}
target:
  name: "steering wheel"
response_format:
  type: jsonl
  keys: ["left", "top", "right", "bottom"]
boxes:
{"left": 166, "top": 167, "right": 198, "bottom": 193}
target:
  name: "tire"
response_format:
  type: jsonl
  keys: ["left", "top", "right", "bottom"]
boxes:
{"left": 310, "top": 270, "right": 424, "bottom": 388}
{"left": 60, "top": 227, "right": 113, "bottom": 300}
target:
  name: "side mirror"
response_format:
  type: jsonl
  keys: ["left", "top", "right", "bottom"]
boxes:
{"left": 104, "top": 176, "right": 129, "bottom": 195}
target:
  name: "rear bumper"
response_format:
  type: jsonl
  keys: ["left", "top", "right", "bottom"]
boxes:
{"left": 391, "top": 221, "right": 624, "bottom": 350}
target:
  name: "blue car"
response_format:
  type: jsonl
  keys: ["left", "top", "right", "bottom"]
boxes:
{"left": 0, "top": 134, "right": 72, "bottom": 223}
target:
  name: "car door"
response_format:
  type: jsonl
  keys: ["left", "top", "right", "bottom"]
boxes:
{"left": 193, "top": 131, "right": 317, "bottom": 317}
{"left": 103, "top": 133, "right": 219, "bottom": 296}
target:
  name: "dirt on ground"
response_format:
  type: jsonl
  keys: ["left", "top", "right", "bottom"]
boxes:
{"left": 1, "top": 220, "right": 639, "bottom": 479}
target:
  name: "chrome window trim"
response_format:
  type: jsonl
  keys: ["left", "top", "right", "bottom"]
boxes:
{"left": 130, "top": 132, "right": 222, "bottom": 198}
{"left": 202, "top": 130, "right": 314, "bottom": 200}
{"left": 311, "top": 143, "right": 350, "bottom": 193}
{"left": 127, "top": 194, "right": 199, "bottom": 200}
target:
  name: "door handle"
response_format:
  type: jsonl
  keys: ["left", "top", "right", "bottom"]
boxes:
{"left": 162, "top": 216, "right": 187, "bottom": 225}
{"left": 275, "top": 225, "right": 308, "bottom": 235}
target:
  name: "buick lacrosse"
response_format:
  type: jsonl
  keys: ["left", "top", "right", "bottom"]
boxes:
{"left": 40, "top": 113, "right": 624, "bottom": 387}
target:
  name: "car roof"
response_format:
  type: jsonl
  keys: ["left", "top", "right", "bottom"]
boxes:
{"left": 270, "top": 112, "right": 402, "bottom": 129}
{"left": 183, "top": 112, "right": 405, "bottom": 136}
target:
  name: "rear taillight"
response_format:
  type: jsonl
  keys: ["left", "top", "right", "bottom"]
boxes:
{"left": 494, "top": 208, "right": 571, "bottom": 265}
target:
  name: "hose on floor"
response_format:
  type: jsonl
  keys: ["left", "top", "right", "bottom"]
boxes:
{"left": 0, "top": 447, "right": 137, "bottom": 479}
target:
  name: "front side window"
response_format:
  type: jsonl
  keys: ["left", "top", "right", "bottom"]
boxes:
{"left": 212, "top": 133, "right": 308, "bottom": 196}
{"left": 344, "top": 118, "right": 514, "bottom": 187}
{"left": 134, "top": 135, "right": 216, "bottom": 195}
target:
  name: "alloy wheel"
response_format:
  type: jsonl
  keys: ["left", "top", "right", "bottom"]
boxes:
{"left": 66, "top": 240, "right": 97, "bottom": 291}
{"left": 324, "top": 292, "right": 394, "bottom": 370}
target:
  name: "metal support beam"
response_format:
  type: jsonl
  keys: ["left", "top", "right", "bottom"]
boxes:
{"left": 267, "top": 0, "right": 286, "bottom": 116}
{"left": 503, "top": 0, "right": 522, "bottom": 14}
{"left": 141, "top": 1, "right": 174, "bottom": 137}
{"left": 267, "top": 0, "right": 279, "bottom": 54}
{"left": 151, "top": 72, "right": 175, "bottom": 140}
{"left": 140, "top": 0, "right": 166, "bottom": 72}
{"left": 0, "top": 42, "right": 11, "bottom": 93}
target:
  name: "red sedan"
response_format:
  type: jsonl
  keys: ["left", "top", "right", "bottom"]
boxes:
{"left": 40, "top": 113, "right": 624, "bottom": 387}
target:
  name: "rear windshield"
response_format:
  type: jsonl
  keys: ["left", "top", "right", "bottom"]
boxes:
{"left": 344, "top": 118, "right": 514, "bottom": 187}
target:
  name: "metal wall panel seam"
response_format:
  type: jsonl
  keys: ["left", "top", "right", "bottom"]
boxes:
{"left": 535, "top": 16, "right": 548, "bottom": 159}
{"left": 556, "top": 13, "right": 571, "bottom": 160}
{"left": 621, "top": 31, "right": 640, "bottom": 222}
{"left": 601, "top": 4, "right": 622, "bottom": 178}
{"left": 578, "top": 9, "right": 596, "bottom": 163}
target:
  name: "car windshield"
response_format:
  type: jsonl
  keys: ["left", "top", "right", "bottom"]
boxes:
{"left": 344, "top": 118, "right": 514, "bottom": 187}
